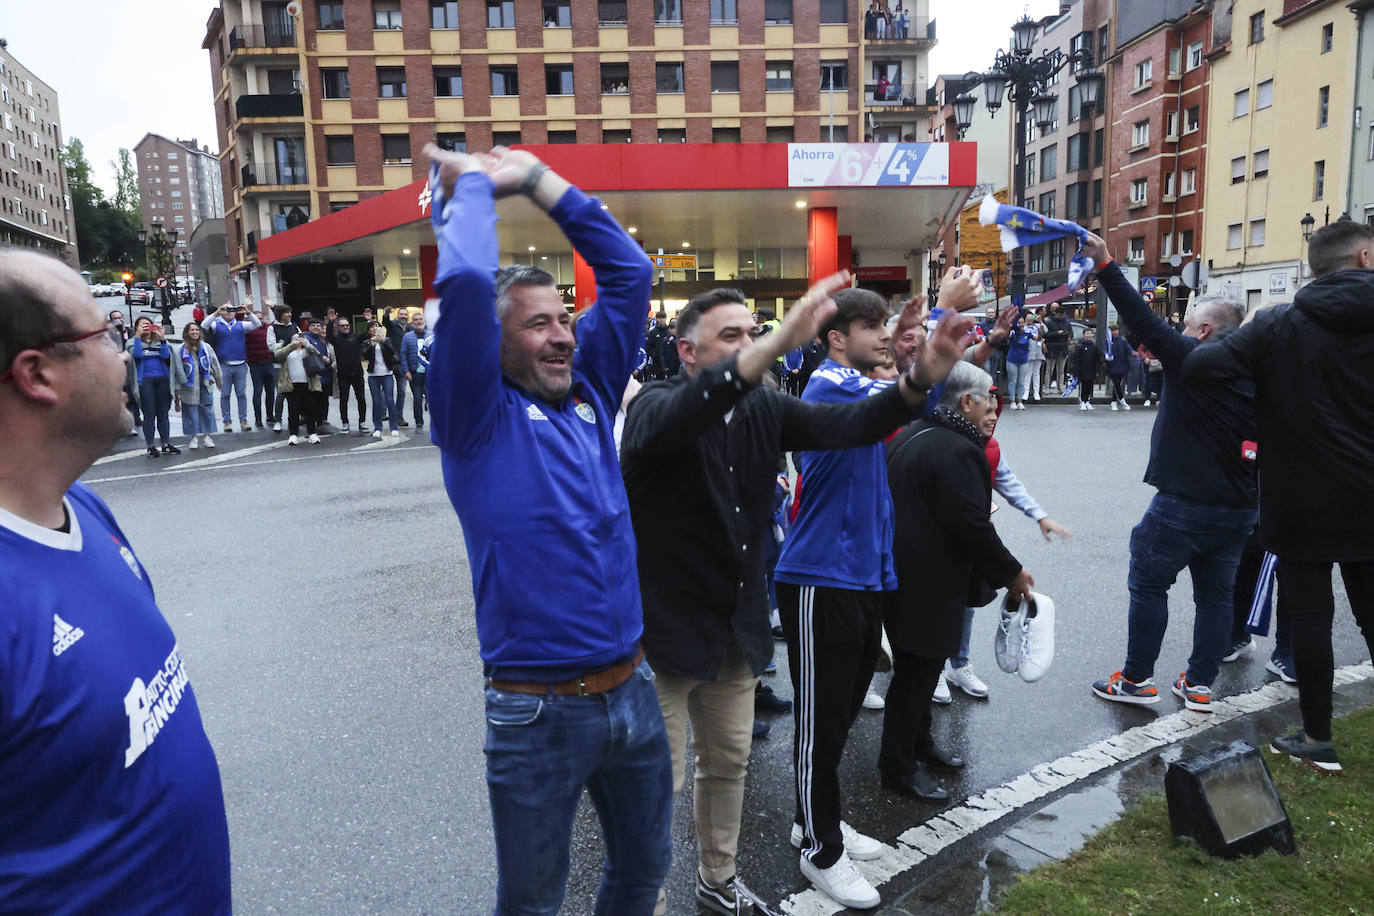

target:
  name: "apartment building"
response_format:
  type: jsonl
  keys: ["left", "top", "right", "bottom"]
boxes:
{"left": 1201, "top": 0, "right": 1355, "bottom": 309}
{"left": 0, "top": 42, "right": 77, "bottom": 267}
{"left": 134, "top": 134, "right": 227, "bottom": 245}
{"left": 928, "top": 74, "right": 1011, "bottom": 281}
{"left": 1104, "top": 0, "right": 1213, "bottom": 317}
{"left": 860, "top": 1, "right": 935, "bottom": 142}
{"left": 203, "top": 0, "right": 871, "bottom": 301}
{"left": 1346, "top": 0, "right": 1374, "bottom": 226}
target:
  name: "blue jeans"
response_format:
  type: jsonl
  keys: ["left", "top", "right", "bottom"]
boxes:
{"left": 249, "top": 362, "right": 276, "bottom": 424}
{"left": 951, "top": 607, "right": 977, "bottom": 668}
{"left": 139, "top": 376, "right": 172, "bottom": 446}
{"left": 392, "top": 367, "right": 408, "bottom": 420}
{"left": 368, "top": 375, "right": 397, "bottom": 431}
{"left": 1123, "top": 492, "right": 1257, "bottom": 687}
{"left": 1006, "top": 360, "right": 1031, "bottom": 400}
{"left": 484, "top": 660, "right": 672, "bottom": 916}
{"left": 220, "top": 362, "right": 249, "bottom": 424}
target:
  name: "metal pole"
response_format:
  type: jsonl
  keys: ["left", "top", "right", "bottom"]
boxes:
{"left": 1007, "top": 91, "right": 1027, "bottom": 320}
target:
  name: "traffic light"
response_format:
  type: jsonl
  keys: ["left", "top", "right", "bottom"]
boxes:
{"left": 122, "top": 272, "right": 133, "bottom": 290}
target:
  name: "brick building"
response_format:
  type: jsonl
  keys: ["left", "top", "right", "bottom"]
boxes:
{"left": 202, "top": 0, "right": 881, "bottom": 302}
{"left": 133, "top": 134, "right": 227, "bottom": 246}
{"left": 0, "top": 42, "right": 77, "bottom": 268}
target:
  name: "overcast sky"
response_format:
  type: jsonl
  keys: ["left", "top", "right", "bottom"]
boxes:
{"left": 1, "top": 0, "right": 1061, "bottom": 197}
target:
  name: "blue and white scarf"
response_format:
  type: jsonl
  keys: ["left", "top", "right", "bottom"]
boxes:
{"left": 978, "top": 194, "right": 1093, "bottom": 294}
{"left": 180, "top": 344, "right": 213, "bottom": 389}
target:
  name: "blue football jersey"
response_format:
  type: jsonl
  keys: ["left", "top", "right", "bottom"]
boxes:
{"left": 0, "top": 483, "right": 231, "bottom": 914}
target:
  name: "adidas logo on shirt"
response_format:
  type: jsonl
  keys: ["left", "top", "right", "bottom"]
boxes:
{"left": 52, "top": 613, "right": 85, "bottom": 657}
{"left": 526, "top": 403, "right": 549, "bottom": 421}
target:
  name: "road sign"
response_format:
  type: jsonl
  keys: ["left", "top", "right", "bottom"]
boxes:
{"left": 1140, "top": 276, "right": 1158, "bottom": 293}
{"left": 651, "top": 254, "right": 697, "bottom": 269}
{"left": 154, "top": 276, "right": 169, "bottom": 289}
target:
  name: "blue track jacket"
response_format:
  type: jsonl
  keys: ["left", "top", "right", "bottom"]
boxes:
{"left": 774, "top": 359, "right": 900, "bottom": 592}
{"left": 427, "top": 172, "right": 651, "bottom": 679}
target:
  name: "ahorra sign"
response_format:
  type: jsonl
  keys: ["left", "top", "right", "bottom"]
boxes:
{"left": 787, "top": 143, "right": 951, "bottom": 188}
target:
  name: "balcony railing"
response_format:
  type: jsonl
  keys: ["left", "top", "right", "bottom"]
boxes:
{"left": 864, "top": 17, "right": 935, "bottom": 42}
{"left": 228, "top": 23, "right": 297, "bottom": 50}
{"left": 864, "top": 84, "right": 923, "bottom": 107}
{"left": 242, "top": 159, "right": 309, "bottom": 188}
{"left": 235, "top": 93, "right": 304, "bottom": 120}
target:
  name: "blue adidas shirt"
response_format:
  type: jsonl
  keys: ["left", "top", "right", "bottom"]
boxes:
{"left": 775, "top": 359, "right": 900, "bottom": 592}
{"left": 0, "top": 483, "right": 231, "bottom": 914}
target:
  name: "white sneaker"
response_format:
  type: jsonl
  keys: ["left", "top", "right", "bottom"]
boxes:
{"left": 1086, "top": 402, "right": 1095, "bottom": 410}
{"left": 372, "top": 430, "right": 383, "bottom": 439}
{"left": 946, "top": 663, "right": 989, "bottom": 698}
{"left": 1079, "top": 402, "right": 1088, "bottom": 411}
{"left": 307, "top": 433, "right": 321, "bottom": 444}
{"left": 1142, "top": 399, "right": 1151, "bottom": 407}
{"left": 1122, "top": 401, "right": 1131, "bottom": 411}
{"left": 188, "top": 436, "right": 199, "bottom": 450}
{"left": 1017, "top": 592, "right": 1056, "bottom": 683}
{"left": 203, "top": 435, "right": 214, "bottom": 449}
{"left": 341, "top": 422, "right": 350, "bottom": 433}
{"left": 391, "top": 429, "right": 400, "bottom": 438}
{"left": 862, "top": 691, "right": 885, "bottom": 710}
{"left": 790, "top": 821, "right": 884, "bottom": 861}
{"left": 932, "top": 672, "right": 952, "bottom": 704}
{"left": 995, "top": 596, "right": 1026, "bottom": 673}
{"left": 799, "top": 852, "right": 880, "bottom": 910}
{"left": 1110, "top": 401, "right": 1119, "bottom": 411}
{"left": 273, "top": 420, "right": 283, "bottom": 432}
{"left": 288, "top": 435, "right": 299, "bottom": 445}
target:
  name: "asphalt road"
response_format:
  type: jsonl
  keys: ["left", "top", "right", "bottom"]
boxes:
{"left": 82, "top": 404, "right": 1370, "bottom": 915}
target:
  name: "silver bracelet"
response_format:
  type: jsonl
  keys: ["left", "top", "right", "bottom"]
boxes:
{"left": 520, "top": 164, "right": 550, "bottom": 197}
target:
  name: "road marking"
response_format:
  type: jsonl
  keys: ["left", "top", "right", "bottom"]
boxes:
{"left": 172, "top": 439, "right": 292, "bottom": 470}
{"left": 778, "top": 659, "right": 1374, "bottom": 915}
{"left": 350, "top": 434, "right": 412, "bottom": 451}
{"left": 83, "top": 444, "right": 434, "bottom": 484}
{"left": 94, "top": 447, "right": 156, "bottom": 466}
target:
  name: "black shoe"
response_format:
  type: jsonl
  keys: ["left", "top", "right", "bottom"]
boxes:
{"left": 399, "top": 419, "right": 410, "bottom": 428}
{"left": 771, "top": 624, "right": 785, "bottom": 639}
{"left": 416, "top": 421, "right": 424, "bottom": 430}
{"left": 916, "top": 744, "right": 966, "bottom": 772}
{"left": 161, "top": 443, "right": 181, "bottom": 455}
{"left": 880, "top": 767, "right": 949, "bottom": 802}
{"left": 751, "top": 719, "right": 771, "bottom": 741}
{"left": 755, "top": 683, "right": 792, "bottom": 714}
{"left": 146, "top": 446, "right": 159, "bottom": 458}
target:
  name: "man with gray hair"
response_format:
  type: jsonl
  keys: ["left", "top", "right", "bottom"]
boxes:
{"left": 1077, "top": 232, "right": 1258, "bottom": 716}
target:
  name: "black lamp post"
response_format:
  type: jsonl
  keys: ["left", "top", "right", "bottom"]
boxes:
{"left": 138, "top": 219, "right": 181, "bottom": 330}
{"left": 954, "top": 15, "right": 1105, "bottom": 315}
{"left": 1299, "top": 212, "right": 1316, "bottom": 288}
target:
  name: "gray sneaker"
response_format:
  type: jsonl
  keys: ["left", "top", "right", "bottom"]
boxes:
{"left": 995, "top": 596, "right": 1027, "bottom": 673}
{"left": 696, "top": 873, "right": 777, "bottom": 915}
{"left": 1270, "top": 730, "right": 1341, "bottom": 774}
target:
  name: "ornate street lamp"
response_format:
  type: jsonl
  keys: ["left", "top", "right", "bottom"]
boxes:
{"left": 1011, "top": 16, "right": 1039, "bottom": 54}
{"left": 139, "top": 219, "right": 181, "bottom": 329}
{"left": 1300, "top": 212, "right": 1316, "bottom": 241}
{"left": 953, "top": 90, "right": 978, "bottom": 135}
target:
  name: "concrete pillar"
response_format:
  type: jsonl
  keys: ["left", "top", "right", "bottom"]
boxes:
{"left": 807, "top": 207, "right": 838, "bottom": 287}
{"left": 573, "top": 250, "right": 597, "bottom": 312}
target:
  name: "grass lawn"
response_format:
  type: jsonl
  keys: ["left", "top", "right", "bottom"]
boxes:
{"left": 997, "top": 705, "right": 1374, "bottom": 915}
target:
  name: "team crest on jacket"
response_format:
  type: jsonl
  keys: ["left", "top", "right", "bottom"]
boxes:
{"left": 573, "top": 397, "right": 597, "bottom": 424}
{"left": 111, "top": 535, "right": 143, "bottom": 580}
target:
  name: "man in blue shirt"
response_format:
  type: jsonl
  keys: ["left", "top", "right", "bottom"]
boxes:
{"left": 423, "top": 144, "right": 669, "bottom": 915}
{"left": 0, "top": 247, "right": 231, "bottom": 914}
{"left": 203, "top": 302, "right": 262, "bottom": 432}
{"left": 399, "top": 310, "right": 429, "bottom": 430}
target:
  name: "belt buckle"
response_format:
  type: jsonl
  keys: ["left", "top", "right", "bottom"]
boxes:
{"left": 577, "top": 677, "right": 588, "bottom": 697}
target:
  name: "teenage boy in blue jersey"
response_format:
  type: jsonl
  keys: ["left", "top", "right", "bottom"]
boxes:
{"left": 423, "top": 144, "right": 669, "bottom": 916}
{"left": 0, "top": 247, "right": 231, "bottom": 913}
{"left": 774, "top": 286, "right": 976, "bottom": 910}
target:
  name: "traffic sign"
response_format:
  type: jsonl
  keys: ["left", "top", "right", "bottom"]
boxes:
{"left": 1140, "top": 276, "right": 1158, "bottom": 293}
{"left": 154, "top": 276, "right": 169, "bottom": 289}
{"left": 651, "top": 254, "right": 697, "bottom": 270}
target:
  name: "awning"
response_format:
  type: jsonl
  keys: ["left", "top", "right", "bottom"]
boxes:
{"left": 1024, "top": 284, "right": 1072, "bottom": 306}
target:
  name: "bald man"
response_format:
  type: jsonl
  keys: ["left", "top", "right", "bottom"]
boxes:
{"left": 0, "top": 248, "right": 232, "bottom": 912}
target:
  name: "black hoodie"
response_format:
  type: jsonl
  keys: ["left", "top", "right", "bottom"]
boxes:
{"left": 1181, "top": 269, "right": 1374, "bottom": 561}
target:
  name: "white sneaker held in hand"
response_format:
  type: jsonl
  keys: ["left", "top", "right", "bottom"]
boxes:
{"left": 1016, "top": 591, "right": 1056, "bottom": 683}
{"left": 995, "top": 594, "right": 1026, "bottom": 673}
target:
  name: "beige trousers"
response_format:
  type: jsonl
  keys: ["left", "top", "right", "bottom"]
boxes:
{"left": 652, "top": 641, "right": 758, "bottom": 913}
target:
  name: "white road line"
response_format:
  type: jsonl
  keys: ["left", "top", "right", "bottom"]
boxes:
{"left": 83, "top": 444, "right": 433, "bottom": 484}
{"left": 349, "top": 434, "right": 412, "bottom": 451}
{"left": 94, "top": 447, "right": 156, "bottom": 466}
{"left": 778, "top": 659, "right": 1374, "bottom": 916}
{"left": 171, "top": 440, "right": 293, "bottom": 470}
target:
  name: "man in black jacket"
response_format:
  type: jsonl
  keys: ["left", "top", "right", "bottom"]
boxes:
{"left": 621, "top": 278, "right": 973, "bottom": 914}
{"left": 327, "top": 317, "right": 367, "bottom": 433}
{"left": 1181, "top": 219, "right": 1374, "bottom": 774}
{"left": 1078, "top": 232, "right": 1258, "bottom": 716}
{"left": 1042, "top": 303, "right": 1072, "bottom": 392}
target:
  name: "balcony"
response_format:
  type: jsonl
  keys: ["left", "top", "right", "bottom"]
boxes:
{"left": 241, "top": 159, "right": 309, "bottom": 190}
{"left": 865, "top": 83, "right": 924, "bottom": 108}
{"left": 864, "top": 16, "right": 936, "bottom": 47}
{"left": 228, "top": 23, "right": 297, "bottom": 53}
{"left": 235, "top": 93, "right": 303, "bottom": 121}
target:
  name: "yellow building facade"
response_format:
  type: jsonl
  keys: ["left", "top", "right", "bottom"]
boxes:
{"left": 1200, "top": 0, "right": 1354, "bottom": 309}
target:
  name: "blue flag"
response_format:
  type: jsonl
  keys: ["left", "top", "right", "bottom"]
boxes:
{"left": 978, "top": 195, "right": 1094, "bottom": 294}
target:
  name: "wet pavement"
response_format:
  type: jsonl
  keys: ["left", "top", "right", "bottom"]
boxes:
{"left": 81, "top": 404, "right": 1374, "bottom": 915}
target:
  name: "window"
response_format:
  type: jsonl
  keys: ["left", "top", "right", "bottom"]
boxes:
{"left": 658, "top": 128, "right": 686, "bottom": 143}
{"left": 1029, "top": 245, "right": 1045, "bottom": 273}
{"left": 1050, "top": 238, "right": 1066, "bottom": 270}
{"left": 318, "top": 1, "right": 344, "bottom": 29}
{"left": 655, "top": 62, "right": 684, "bottom": 93}
{"left": 1181, "top": 229, "right": 1194, "bottom": 254}
{"left": 820, "top": 0, "right": 847, "bottom": 23}
{"left": 486, "top": 0, "right": 514, "bottom": 28}
{"left": 1070, "top": 31, "right": 1090, "bottom": 71}
{"left": 1066, "top": 133, "right": 1089, "bottom": 171}
{"left": 1039, "top": 190, "right": 1056, "bottom": 218}
{"left": 381, "top": 134, "right": 411, "bottom": 163}
{"left": 1228, "top": 223, "right": 1243, "bottom": 249}
{"left": 766, "top": 61, "right": 793, "bottom": 91}
{"left": 1231, "top": 155, "right": 1247, "bottom": 184}
{"left": 435, "top": 132, "right": 465, "bottom": 151}
{"left": 374, "top": 0, "right": 402, "bottom": 29}
{"left": 1167, "top": 110, "right": 1179, "bottom": 138}
{"left": 1093, "top": 178, "right": 1102, "bottom": 216}
{"left": 1131, "top": 119, "right": 1149, "bottom": 148}
{"left": 167, "top": 152, "right": 179, "bottom": 160}
{"left": 547, "top": 130, "right": 576, "bottom": 143}
{"left": 1134, "top": 59, "right": 1152, "bottom": 88}
{"left": 820, "top": 61, "right": 848, "bottom": 90}
{"left": 601, "top": 63, "right": 630, "bottom": 94}
{"left": 710, "top": 0, "right": 737, "bottom": 23}
{"left": 711, "top": 61, "right": 740, "bottom": 93}
{"left": 1234, "top": 87, "right": 1249, "bottom": 118}
{"left": 1185, "top": 106, "right": 1199, "bottom": 133}
{"left": 491, "top": 67, "right": 519, "bottom": 96}
{"left": 544, "top": 65, "right": 572, "bottom": 96}
{"left": 1253, "top": 148, "right": 1269, "bottom": 178}
{"left": 713, "top": 126, "right": 741, "bottom": 142}
{"left": 598, "top": 0, "right": 627, "bottom": 23}
{"left": 1164, "top": 171, "right": 1176, "bottom": 198}
{"left": 1162, "top": 232, "right": 1174, "bottom": 258}
{"left": 1128, "top": 237, "right": 1145, "bottom": 262}
{"left": 1169, "top": 46, "right": 1182, "bottom": 76}
{"left": 1099, "top": 25, "right": 1109, "bottom": 62}
{"left": 1181, "top": 168, "right": 1197, "bottom": 195}
{"left": 764, "top": 0, "right": 792, "bottom": 25}
{"left": 1249, "top": 11, "right": 1264, "bottom": 44}
{"left": 1187, "top": 40, "right": 1204, "bottom": 70}
{"left": 1023, "top": 153, "right": 1036, "bottom": 187}
{"left": 492, "top": 131, "right": 521, "bottom": 146}
{"left": 1040, "top": 144, "right": 1057, "bottom": 181}
{"left": 1369, "top": 125, "right": 1374, "bottom": 160}
{"left": 766, "top": 125, "right": 795, "bottom": 142}
{"left": 325, "top": 135, "right": 355, "bottom": 164}
{"left": 435, "top": 66, "right": 463, "bottom": 97}
{"left": 1257, "top": 79, "right": 1273, "bottom": 109}
{"left": 1322, "top": 22, "right": 1333, "bottom": 53}
{"left": 1314, "top": 160, "right": 1326, "bottom": 199}
{"left": 427, "top": 0, "right": 458, "bottom": 27}
{"left": 321, "top": 68, "right": 350, "bottom": 99}
{"left": 1065, "top": 182, "right": 1088, "bottom": 219}
{"left": 602, "top": 129, "right": 631, "bottom": 143}
{"left": 1249, "top": 218, "right": 1266, "bottom": 246}
{"left": 542, "top": 2, "right": 571, "bottom": 26}
{"left": 1318, "top": 86, "right": 1330, "bottom": 127}
{"left": 1094, "top": 128, "right": 1104, "bottom": 167}
{"left": 653, "top": 0, "right": 681, "bottom": 23}
{"left": 377, "top": 67, "right": 406, "bottom": 98}
{"left": 1131, "top": 177, "right": 1148, "bottom": 204}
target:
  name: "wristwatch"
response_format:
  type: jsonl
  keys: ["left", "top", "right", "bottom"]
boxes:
{"left": 520, "top": 164, "right": 549, "bottom": 197}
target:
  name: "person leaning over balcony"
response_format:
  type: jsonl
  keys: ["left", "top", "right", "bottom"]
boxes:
{"left": 203, "top": 303, "right": 262, "bottom": 432}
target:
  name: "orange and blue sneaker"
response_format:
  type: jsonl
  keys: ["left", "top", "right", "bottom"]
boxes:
{"left": 1091, "top": 670, "right": 1160, "bottom": 705}
{"left": 1171, "top": 673, "right": 1213, "bottom": 712}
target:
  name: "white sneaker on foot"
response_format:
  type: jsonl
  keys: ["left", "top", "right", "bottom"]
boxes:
{"left": 273, "top": 420, "right": 283, "bottom": 432}
{"left": 1086, "top": 402, "right": 1095, "bottom": 410}
{"left": 799, "top": 852, "right": 880, "bottom": 910}
{"left": 946, "top": 663, "right": 989, "bottom": 698}
{"left": 1121, "top": 401, "right": 1131, "bottom": 411}
{"left": 391, "top": 429, "right": 400, "bottom": 438}
{"left": 341, "top": 422, "right": 350, "bottom": 433}
{"left": 188, "top": 436, "right": 199, "bottom": 450}
{"left": 1142, "top": 399, "right": 1151, "bottom": 407}
{"left": 288, "top": 435, "right": 299, "bottom": 445}
{"left": 1079, "top": 402, "right": 1088, "bottom": 411}
{"left": 932, "top": 672, "right": 952, "bottom": 704}
{"left": 203, "top": 435, "right": 214, "bottom": 449}
{"left": 307, "top": 433, "right": 321, "bottom": 444}
{"left": 1110, "top": 401, "right": 1119, "bottom": 411}
{"left": 789, "top": 821, "right": 884, "bottom": 861}
{"left": 372, "top": 430, "right": 383, "bottom": 439}
{"left": 862, "top": 691, "right": 885, "bottom": 710}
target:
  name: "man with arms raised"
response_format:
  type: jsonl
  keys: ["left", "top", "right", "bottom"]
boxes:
{"left": 423, "top": 144, "right": 669, "bottom": 915}
{"left": 0, "top": 248, "right": 231, "bottom": 913}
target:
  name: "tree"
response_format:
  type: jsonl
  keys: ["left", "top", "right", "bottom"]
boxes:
{"left": 111, "top": 147, "right": 140, "bottom": 214}
{"left": 62, "top": 138, "right": 145, "bottom": 274}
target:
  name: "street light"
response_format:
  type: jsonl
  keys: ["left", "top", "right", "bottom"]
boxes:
{"left": 139, "top": 219, "right": 181, "bottom": 330}
{"left": 1299, "top": 212, "right": 1316, "bottom": 289}
{"left": 1300, "top": 212, "right": 1316, "bottom": 242}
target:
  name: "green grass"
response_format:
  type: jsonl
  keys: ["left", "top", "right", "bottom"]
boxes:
{"left": 996, "top": 705, "right": 1374, "bottom": 916}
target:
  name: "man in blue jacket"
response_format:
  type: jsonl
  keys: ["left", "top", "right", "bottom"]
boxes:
{"left": 399, "top": 310, "right": 428, "bottom": 430}
{"left": 203, "top": 303, "right": 261, "bottom": 431}
{"left": 423, "top": 143, "right": 669, "bottom": 915}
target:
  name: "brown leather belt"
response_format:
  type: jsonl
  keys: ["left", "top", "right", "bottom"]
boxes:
{"left": 488, "top": 650, "right": 645, "bottom": 697}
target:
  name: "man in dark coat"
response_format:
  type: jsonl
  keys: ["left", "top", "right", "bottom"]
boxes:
{"left": 1042, "top": 303, "right": 1072, "bottom": 391}
{"left": 1181, "top": 219, "right": 1374, "bottom": 774}
{"left": 882, "top": 361, "right": 1033, "bottom": 802}
{"left": 1068, "top": 328, "right": 1100, "bottom": 409}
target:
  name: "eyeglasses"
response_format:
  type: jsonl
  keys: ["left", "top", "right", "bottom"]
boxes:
{"left": 1, "top": 320, "right": 123, "bottom": 383}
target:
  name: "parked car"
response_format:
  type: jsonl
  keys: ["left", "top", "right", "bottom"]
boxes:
{"left": 126, "top": 281, "right": 158, "bottom": 307}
